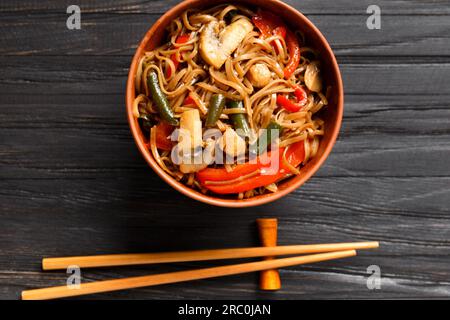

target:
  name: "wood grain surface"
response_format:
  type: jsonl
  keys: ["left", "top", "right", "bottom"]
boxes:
{"left": 1, "top": 0, "right": 449, "bottom": 299}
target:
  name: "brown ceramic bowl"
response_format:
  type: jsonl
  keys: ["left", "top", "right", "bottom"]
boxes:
{"left": 126, "top": 0, "right": 343, "bottom": 207}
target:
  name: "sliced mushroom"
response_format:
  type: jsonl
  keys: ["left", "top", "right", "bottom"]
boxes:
{"left": 200, "top": 18, "right": 253, "bottom": 69}
{"left": 219, "top": 127, "right": 247, "bottom": 159}
{"left": 304, "top": 61, "right": 323, "bottom": 93}
{"left": 247, "top": 63, "right": 271, "bottom": 88}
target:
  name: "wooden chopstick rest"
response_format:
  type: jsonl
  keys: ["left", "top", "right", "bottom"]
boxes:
{"left": 22, "top": 250, "right": 357, "bottom": 300}
{"left": 257, "top": 218, "right": 281, "bottom": 290}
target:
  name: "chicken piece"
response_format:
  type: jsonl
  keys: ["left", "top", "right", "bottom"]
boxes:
{"left": 219, "top": 127, "right": 247, "bottom": 159}
{"left": 247, "top": 63, "right": 271, "bottom": 88}
{"left": 200, "top": 19, "right": 254, "bottom": 69}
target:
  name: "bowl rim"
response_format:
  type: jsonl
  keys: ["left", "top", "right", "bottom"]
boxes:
{"left": 126, "top": 0, "right": 344, "bottom": 208}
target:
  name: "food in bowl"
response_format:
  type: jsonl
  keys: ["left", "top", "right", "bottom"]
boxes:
{"left": 132, "top": 3, "right": 330, "bottom": 200}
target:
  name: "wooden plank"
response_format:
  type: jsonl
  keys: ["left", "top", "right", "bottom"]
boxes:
{"left": 1, "top": 0, "right": 449, "bottom": 15}
{"left": 1, "top": 0, "right": 450, "bottom": 301}
{"left": 1, "top": 56, "right": 450, "bottom": 95}
{"left": 4, "top": 264, "right": 450, "bottom": 300}
{"left": 1, "top": 176, "right": 449, "bottom": 299}
{"left": 2, "top": 258, "right": 450, "bottom": 300}
{"left": 1, "top": 14, "right": 449, "bottom": 56}
{"left": 2, "top": 176, "right": 450, "bottom": 223}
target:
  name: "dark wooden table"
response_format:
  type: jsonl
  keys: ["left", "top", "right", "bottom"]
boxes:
{"left": 1, "top": 0, "right": 449, "bottom": 300}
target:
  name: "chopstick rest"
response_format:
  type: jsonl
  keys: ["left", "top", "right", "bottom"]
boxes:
{"left": 257, "top": 218, "right": 281, "bottom": 290}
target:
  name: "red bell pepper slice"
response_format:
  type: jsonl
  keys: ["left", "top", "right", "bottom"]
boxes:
{"left": 196, "top": 141, "right": 305, "bottom": 194}
{"left": 293, "top": 85, "right": 308, "bottom": 103}
{"left": 273, "top": 26, "right": 287, "bottom": 39}
{"left": 166, "top": 33, "right": 191, "bottom": 78}
{"left": 283, "top": 30, "right": 301, "bottom": 79}
{"left": 183, "top": 94, "right": 196, "bottom": 106}
{"left": 277, "top": 95, "right": 302, "bottom": 112}
{"left": 277, "top": 85, "right": 307, "bottom": 112}
{"left": 252, "top": 15, "right": 272, "bottom": 38}
{"left": 252, "top": 10, "right": 288, "bottom": 54}
{"left": 196, "top": 155, "right": 274, "bottom": 185}
{"left": 252, "top": 10, "right": 300, "bottom": 78}
{"left": 252, "top": 9, "right": 284, "bottom": 37}
{"left": 153, "top": 122, "right": 174, "bottom": 151}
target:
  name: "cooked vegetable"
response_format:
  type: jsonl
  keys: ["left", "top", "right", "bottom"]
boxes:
{"left": 252, "top": 9, "right": 284, "bottom": 38}
{"left": 304, "top": 61, "right": 322, "bottom": 92}
{"left": 183, "top": 94, "right": 196, "bottom": 106}
{"left": 283, "top": 30, "right": 301, "bottom": 79}
{"left": 293, "top": 85, "right": 308, "bottom": 102}
{"left": 226, "top": 100, "right": 251, "bottom": 138}
{"left": 179, "top": 109, "right": 203, "bottom": 173}
{"left": 205, "top": 94, "right": 226, "bottom": 127}
{"left": 197, "top": 141, "right": 305, "bottom": 194}
{"left": 248, "top": 63, "right": 271, "bottom": 88}
{"left": 277, "top": 95, "right": 300, "bottom": 112}
{"left": 272, "top": 26, "right": 287, "bottom": 39}
{"left": 219, "top": 127, "right": 247, "bottom": 159}
{"left": 138, "top": 114, "right": 155, "bottom": 135}
{"left": 200, "top": 19, "right": 253, "bottom": 69}
{"left": 153, "top": 122, "right": 174, "bottom": 151}
{"left": 277, "top": 85, "right": 308, "bottom": 112}
{"left": 147, "top": 71, "right": 179, "bottom": 126}
{"left": 166, "top": 33, "right": 191, "bottom": 78}
{"left": 257, "top": 120, "right": 283, "bottom": 154}
{"left": 252, "top": 10, "right": 287, "bottom": 53}
{"left": 197, "top": 159, "right": 261, "bottom": 183}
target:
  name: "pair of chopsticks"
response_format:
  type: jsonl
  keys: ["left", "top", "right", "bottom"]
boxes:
{"left": 22, "top": 241, "right": 379, "bottom": 300}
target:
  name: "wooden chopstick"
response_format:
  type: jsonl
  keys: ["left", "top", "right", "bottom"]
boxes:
{"left": 23, "top": 250, "right": 356, "bottom": 300}
{"left": 42, "top": 241, "right": 378, "bottom": 270}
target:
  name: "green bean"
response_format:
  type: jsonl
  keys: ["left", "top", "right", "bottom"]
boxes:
{"left": 226, "top": 100, "right": 251, "bottom": 138}
{"left": 205, "top": 94, "right": 226, "bottom": 128}
{"left": 147, "top": 71, "right": 179, "bottom": 126}
{"left": 138, "top": 114, "right": 155, "bottom": 135}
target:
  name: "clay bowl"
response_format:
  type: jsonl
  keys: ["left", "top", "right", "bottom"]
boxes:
{"left": 126, "top": 0, "right": 344, "bottom": 207}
